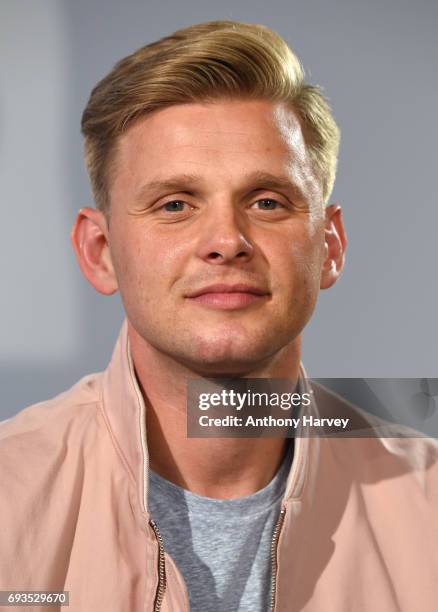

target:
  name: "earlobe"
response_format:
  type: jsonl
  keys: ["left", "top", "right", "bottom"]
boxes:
{"left": 70, "top": 207, "right": 119, "bottom": 295}
{"left": 320, "top": 204, "right": 347, "bottom": 290}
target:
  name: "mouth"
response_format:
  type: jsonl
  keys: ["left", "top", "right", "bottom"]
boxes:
{"left": 185, "top": 283, "right": 270, "bottom": 310}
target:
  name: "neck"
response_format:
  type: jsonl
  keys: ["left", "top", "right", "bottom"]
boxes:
{"left": 128, "top": 321, "right": 301, "bottom": 499}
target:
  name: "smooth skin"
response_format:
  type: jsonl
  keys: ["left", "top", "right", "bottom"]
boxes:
{"left": 71, "top": 99, "right": 346, "bottom": 498}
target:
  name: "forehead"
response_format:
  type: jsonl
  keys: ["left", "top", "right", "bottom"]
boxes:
{"left": 111, "top": 99, "right": 321, "bottom": 202}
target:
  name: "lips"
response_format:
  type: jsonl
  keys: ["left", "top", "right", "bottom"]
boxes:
{"left": 185, "top": 283, "right": 270, "bottom": 310}
{"left": 186, "top": 283, "right": 269, "bottom": 298}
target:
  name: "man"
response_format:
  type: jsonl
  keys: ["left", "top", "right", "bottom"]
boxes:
{"left": 1, "top": 20, "right": 437, "bottom": 612}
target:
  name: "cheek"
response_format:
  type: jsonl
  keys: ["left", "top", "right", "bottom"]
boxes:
{"left": 109, "top": 227, "right": 148, "bottom": 297}
{"left": 111, "top": 226, "right": 190, "bottom": 299}
{"left": 266, "top": 226, "right": 324, "bottom": 283}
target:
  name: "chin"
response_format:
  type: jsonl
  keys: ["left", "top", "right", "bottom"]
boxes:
{"left": 186, "top": 354, "right": 263, "bottom": 377}
{"left": 182, "top": 330, "right": 285, "bottom": 375}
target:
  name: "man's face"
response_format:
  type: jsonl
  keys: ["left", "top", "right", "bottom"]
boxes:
{"left": 107, "top": 99, "right": 328, "bottom": 374}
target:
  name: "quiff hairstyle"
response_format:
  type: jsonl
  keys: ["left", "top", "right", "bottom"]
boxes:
{"left": 81, "top": 20, "right": 340, "bottom": 215}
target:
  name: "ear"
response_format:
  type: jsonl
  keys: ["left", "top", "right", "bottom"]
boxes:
{"left": 320, "top": 204, "right": 347, "bottom": 290}
{"left": 70, "top": 207, "right": 118, "bottom": 295}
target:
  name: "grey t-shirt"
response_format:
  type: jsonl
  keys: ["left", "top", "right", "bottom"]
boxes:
{"left": 148, "top": 442, "right": 293, "bottom": 611}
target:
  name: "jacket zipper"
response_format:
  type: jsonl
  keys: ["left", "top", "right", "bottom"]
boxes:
{"left": 269, "top": 505, "right": 286, "bottom": 612}
{"left": 149, "top": 519, "right": 167, "bottom": 612}
{"left": 127, "top": 341, "right": 167, "bottom": 610}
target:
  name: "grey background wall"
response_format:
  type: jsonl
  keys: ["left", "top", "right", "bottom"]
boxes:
{"left": 1, "top": 0, "right": 437, "bottom": 418}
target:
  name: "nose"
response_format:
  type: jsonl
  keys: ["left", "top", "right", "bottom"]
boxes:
{"left": 195, "top": 204, "right": 254, "bottom": 265}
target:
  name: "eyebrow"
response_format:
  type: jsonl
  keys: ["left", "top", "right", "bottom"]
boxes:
{"left": 135, "top": 174, "right": 201, "bottom": 203}
{"left": 134, "top": 170, "right": 307, "bottom": 204}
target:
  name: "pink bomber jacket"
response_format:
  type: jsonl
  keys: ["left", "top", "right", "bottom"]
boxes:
{"left": 1, "top": 321, "right": 438, "bottom": 611}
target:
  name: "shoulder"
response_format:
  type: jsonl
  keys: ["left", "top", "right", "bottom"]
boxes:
{"left": 0, "top": 372, "right": 104, "bottom": 484}
{"left": 0, "top": 372, "right": 114, "bottom": 585}
{"left": 309, "top": 379, "right": 438, "bottom": 490}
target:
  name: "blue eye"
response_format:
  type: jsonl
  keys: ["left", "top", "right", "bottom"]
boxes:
{"left": 253, "top": 199, "right": 281, "bottom": 210}
{"left": 163, "top": 200, "right": 186, "bottom": 212}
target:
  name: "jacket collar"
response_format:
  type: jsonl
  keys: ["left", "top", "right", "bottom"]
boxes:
{"left": 101, "top": 320, "right": 319, "bottom": 513}
{"left": 102, "top": 320, "right": 150, "bottom": 515}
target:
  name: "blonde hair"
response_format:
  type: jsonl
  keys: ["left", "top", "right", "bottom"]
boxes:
{"left": 81, "top": 20, "right": 340, "bottom": 213}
